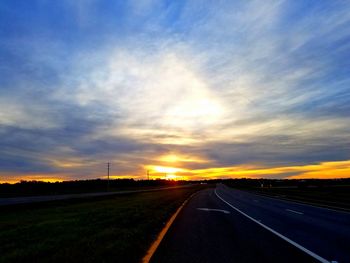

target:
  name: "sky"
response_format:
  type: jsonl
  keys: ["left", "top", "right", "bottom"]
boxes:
{"left": 0, "top": 0, "right": 350, "bottom": 183}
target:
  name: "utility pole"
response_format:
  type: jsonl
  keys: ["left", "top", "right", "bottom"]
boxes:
{"left": 147, "top": 170, "right": 150, "bottom": 181}
{"left": 107, "top": 162, "right": 110, "bottom": 191}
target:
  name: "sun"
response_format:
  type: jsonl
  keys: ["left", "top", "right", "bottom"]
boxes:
{"left": 165, "top": 174, "right": 178, "bottom": 180}
{"left": 153, "top": 165, "right": 183, "bottom": 174}
{"left": 145, "top": 165, "right": 185, "bottom": 180}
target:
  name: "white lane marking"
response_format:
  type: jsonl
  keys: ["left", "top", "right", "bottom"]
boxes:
{"left": 197, "top": 208, "right": 230, "bottom": 214}
{"left": 253, "top": 199, "right": 259, "bottom": 202}
{"left": 286, "top": 209, "right": 304, "bottom": 215}
{"left": 215, "top": 189, "right": 330, "bottom": 263}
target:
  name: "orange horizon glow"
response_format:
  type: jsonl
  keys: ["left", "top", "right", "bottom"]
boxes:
{"left": 1, "top": 159, "right": 349, "bottom": 184}
{"left": 0, "top": 175, "right": 65, "bottom": 184}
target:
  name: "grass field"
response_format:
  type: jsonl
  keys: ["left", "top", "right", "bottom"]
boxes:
{"left": 0, "top": 185, "right": 207, "bottom": 263}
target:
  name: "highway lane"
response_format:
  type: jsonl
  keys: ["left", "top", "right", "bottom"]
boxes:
{"left": 151, "top": 185, "right": 350, "bottom": 263}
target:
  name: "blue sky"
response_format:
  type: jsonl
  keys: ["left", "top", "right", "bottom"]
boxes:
{"left": 1, "top": 0, "right": 350, "bottom": 182}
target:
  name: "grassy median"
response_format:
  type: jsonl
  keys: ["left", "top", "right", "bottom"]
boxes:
{"left": 0, "top": 185, "right": 206, "bottom": 263}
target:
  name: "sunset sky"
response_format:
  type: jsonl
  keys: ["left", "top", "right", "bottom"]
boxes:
{"left": 1, "top": 0, "right": 350, "bottom": 183}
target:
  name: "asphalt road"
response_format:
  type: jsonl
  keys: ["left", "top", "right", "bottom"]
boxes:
{"left": 0, "top": 185, "right": 193, "bottom": 206}
{"left": 151, "top": 184, "right": 350, "bottom": 263}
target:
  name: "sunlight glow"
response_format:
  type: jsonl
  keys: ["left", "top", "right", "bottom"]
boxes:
{"left": 96, "top": 53, "right": 229, "bottom": 145}
{"left": 3, "top": 160, "right": 350, "bottom": 184}
{"left": 165, "top": 97, "right": 224, "bottom": 128}
{"left": 153, "top": 166, "right": 184, "bottom": 174}
{"left": 165, "top": 174, "right": 179, "bottom": 180}
{"left": 143, "top": 165, "right": 187, "bottom": 180}
{"left": 143, "top": 160, "right": 350, "bottom": 181}
{"left": 158, "top": 154, "right": 179, "bottom": 163}
{"left": 158, "top": 154, "right": 208, "bottom": 163}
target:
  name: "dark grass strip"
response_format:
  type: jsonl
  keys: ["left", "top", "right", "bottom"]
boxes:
{"left": 0, "top": 185, "right": 207, "bottom": 263}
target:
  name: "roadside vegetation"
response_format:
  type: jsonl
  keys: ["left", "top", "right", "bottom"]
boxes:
{"left": 0, "top": 185, "right": 208, "bottom": 263}
{"left": 0, "top": 179, "right": 194, "bottom": 198}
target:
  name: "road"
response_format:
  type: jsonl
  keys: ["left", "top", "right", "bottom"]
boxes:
{"left": 0, "top": 185, "right": 193, "bottom": 206}
{"left": 151, "top": 184, "right": 350, "bottom": 263}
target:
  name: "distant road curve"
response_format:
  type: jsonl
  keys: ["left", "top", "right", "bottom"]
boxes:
{"left": 0, "top": 185, "right": 194, "bottom": 206}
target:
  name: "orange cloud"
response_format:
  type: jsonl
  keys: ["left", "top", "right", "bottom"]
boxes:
{"left": 285, "top": 160, "right": 350, "bottom": 179}
{"left": 160, "top": 160, "right": 350, "bottom": 180}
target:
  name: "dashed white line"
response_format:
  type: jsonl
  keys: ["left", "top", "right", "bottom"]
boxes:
{"left": 215, "top": 189, "right": 331, "bottom": 263}
{"left": 286, "top": 209, "right": 304, "bottom": 215}
{"left": 197, "top": 208, "right": 230, "bottom": 214}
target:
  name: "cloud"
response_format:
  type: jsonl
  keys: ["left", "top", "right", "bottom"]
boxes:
{"left": 69, "top": 47, "right": 228, "bottom": 143}
{"left": 0, "top": 97, "right": 59, "bottom": 129}
{"left": 0, "top": 0, "right": 350, "bottom": 182}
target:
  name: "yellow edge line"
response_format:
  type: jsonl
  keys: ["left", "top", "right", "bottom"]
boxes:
{"left": 141, "top": 191, "right": 199, "bottom": 263}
